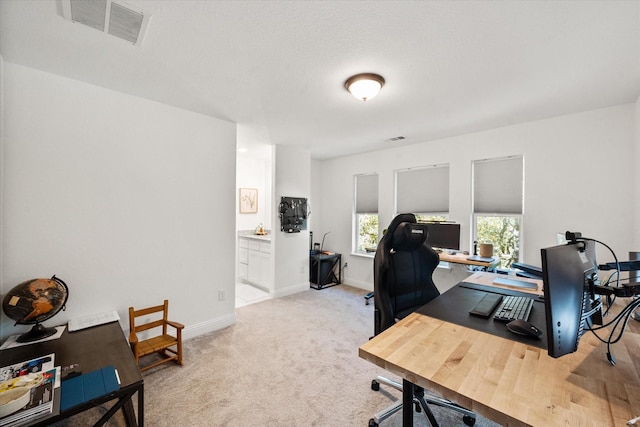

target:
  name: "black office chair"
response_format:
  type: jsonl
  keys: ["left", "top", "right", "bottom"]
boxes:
{"left": 369, "top": 213, "right": 476, "bottom": 427}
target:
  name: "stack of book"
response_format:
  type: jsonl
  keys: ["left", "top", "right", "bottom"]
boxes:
{"left": 0, "top": 354, "right": 59, "bottom": 427}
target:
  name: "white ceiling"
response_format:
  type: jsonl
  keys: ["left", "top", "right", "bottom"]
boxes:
{"left": 1, "top": 0, "right": 639, "bottom": 159}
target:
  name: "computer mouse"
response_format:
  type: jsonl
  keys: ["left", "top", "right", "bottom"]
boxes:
{"left": 506, "top": 319, "right": 542, "bottom": 338}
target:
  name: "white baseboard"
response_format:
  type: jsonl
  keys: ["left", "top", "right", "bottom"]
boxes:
{"left": 272, "top": 282, "right": 309, "bottom": 298}
{"left": 182, "top": 312, "right": 236, "bottom": 341}
{"left": 342, "top": 279, "right": 373, "bottom": 291}
{"left": 180, "top": 279, "right": 374, "bottom": 342}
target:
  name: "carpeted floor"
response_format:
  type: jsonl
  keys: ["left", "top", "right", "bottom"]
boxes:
{"left": 51, "top": 285, "right": 502, "bottom": 426}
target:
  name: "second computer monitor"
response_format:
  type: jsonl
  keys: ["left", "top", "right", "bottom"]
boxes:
{"left": 424, "top": 222, "right": 460, "bottom": 251}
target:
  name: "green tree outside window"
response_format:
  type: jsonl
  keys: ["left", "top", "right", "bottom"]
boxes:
{"left": 357, "top": 214, "right": 379, "bottom": 253}
{"left": 476, "top": 215, "right": 520, "bottom": 269}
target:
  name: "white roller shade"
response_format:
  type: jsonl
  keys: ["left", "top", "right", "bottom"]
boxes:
{"left": 396, "top": 165, "right": 449, "bottom": 214}
{"left": 355, "top": 174, "right": 378, "bottom": 214}
{"left": 473, "top": 157, "right": 523, "bottom": 214}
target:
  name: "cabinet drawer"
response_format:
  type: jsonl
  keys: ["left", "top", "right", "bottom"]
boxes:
{"left": 248, "top": 240, "right": 261, "bottom": 251}
{"left": 259, "top": 241, "right": 271, "bottom": 254}
{"left": 238, "top": 263, "right": 248, "bottom": 279}
{"left": 238, "top": 247, "right": 248, "bottom": 264}
{"left": 239, "top": 238, "right": 249, "bottom": 248}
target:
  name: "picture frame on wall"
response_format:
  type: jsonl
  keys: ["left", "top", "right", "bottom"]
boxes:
{"left": 239, "top": 188, "right": 258, "bottom": 213}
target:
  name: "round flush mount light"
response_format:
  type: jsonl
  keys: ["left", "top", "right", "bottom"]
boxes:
{"left": 344, "top": 73, "right": 385, "bottom": 102}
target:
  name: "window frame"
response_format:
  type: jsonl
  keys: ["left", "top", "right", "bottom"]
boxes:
{"left": 354, "top": 213, "right": 379, "bottom": 256}
{"left": 472, "top": 213, "right": 523, "bottom": 268}
{"left": 353, "top": 173, "right": 379, "bottom": 256}
{"left": 395, "top": 164, "right": 450, "bottom": 216}
{"left": 471, "top": 156, "right": 524, "bottom": 269}
{"left": 414, "top": 213, "right": 449, "bottom": 223}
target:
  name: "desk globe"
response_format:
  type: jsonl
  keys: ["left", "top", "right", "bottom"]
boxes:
{"left": 2, "top": 275, "right": 69, "bottom": 342}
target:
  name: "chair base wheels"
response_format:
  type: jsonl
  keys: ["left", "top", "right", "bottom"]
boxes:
{"left": 371, "top": 415, "right": 474, "bottom": 426}
{"left": 371, "top": 377, "right": 476, "bottom": 427}
{"left": 364, "top": 292, "right": 374, "bottom": 305}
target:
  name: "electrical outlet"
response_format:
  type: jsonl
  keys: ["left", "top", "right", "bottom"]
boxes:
{"left": 218, "top": 290, "right": 226, "bottom": 301}
{"left": 344, "top": 262, "right": 348, "bottom": 268}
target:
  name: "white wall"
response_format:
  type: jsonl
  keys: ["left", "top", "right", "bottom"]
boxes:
{"left": 309, "top": 159, "right": 322, "bottom": 239}
{"left": 272, "top": 145, "right": 311, "bottom": 297}
{"left": 634, "top": 95, "right": 640, "bottom": 250}
{"left": 1, "top": 63, "right": 238, "bottom": 341}
{"left": 314, "top": 104, "right": 637, "bottom": 291}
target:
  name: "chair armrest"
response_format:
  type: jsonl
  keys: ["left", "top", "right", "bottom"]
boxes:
{"left": 166, "top": 320, "right": 184, "bottom": 330}
{"left": 129, "top": 331, "right": 139, "bottom": 345}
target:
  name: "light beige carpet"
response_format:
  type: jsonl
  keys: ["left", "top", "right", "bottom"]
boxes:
{"left": 51, "top": 285, "right": 501, "bottom": 426}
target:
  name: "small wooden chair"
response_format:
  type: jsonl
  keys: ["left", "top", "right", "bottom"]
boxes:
{"left": 128, "top": 300, "right": 184, "bottom": 372}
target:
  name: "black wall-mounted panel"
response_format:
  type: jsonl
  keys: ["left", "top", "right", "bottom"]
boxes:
{"left": 279, "top": 197, "right": 308, "bottom": 233}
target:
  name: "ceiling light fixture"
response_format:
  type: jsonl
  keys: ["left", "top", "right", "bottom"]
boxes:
{"left": 344, "top": 73, "right": 385, "bottom": 102}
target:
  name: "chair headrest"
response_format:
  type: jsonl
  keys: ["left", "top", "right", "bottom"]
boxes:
{"left": 391, "top": 222, "right": 428, "bottom": 251}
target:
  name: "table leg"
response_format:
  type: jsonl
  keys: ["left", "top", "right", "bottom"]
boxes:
{"left": 91, "top": 389, "right": 138, "bottom": 427}
{"left": 122, "top": 385, "right": 144, "bottom": 427}
{"left": 138, "top": 384, "right": 144, "bottom": 426}
{"left": 122, "top": 394, "right": 138, "bottom": 427}
{"left": 403, "top": 379, "right": 414, "bottom": 426}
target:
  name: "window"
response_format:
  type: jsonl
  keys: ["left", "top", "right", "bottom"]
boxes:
{"left": 416, "top": 214, "right": 448, "bottom": 222}
{"left": 354, "top": 174, "right": 379, "bottom": 254}
{"left": 472, "top": 156, "right": 523, "bottom": 269}
{"left": 356, "top": 214, "right": 379, "bottom": 253}
{"left": 396, "top": 165, "right": 450, "bottom": 219}
{"left": 474, "top": 215, "right": 521, "bottom": 267}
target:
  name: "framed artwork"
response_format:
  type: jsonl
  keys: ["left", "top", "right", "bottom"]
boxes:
{"left": 239, "top": 188, "right": 258, "bottom": 213}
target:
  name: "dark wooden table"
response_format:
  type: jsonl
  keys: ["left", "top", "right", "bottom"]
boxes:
{"left": 1, "top": 321, "right": 144, "bottom": 426}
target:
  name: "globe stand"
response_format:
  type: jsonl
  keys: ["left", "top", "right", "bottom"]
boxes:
{"left": 3, "top": 275, "right": 69, "bottom": 343}
{"left": 16, "top": 323, "right": 58, "bottom": 343}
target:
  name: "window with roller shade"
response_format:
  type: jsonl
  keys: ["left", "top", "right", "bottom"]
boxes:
{"left": 395, "top": 165, "right": 449, "bottom": 222}
{"left": 354, "top": 173, "right": 379, "bottom": 254}
{"left": 472, "top": 156, "right": 524, "bottom": 268}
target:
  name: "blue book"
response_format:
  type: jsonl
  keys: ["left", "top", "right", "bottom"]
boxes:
{"left": 60, "top": 365, "right": 120, "bottom": 412}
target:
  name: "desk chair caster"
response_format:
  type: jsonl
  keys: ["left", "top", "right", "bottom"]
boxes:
{"left": 369, "top": 378, "right": 476, "bottom": 427}
{"left": 368, "top": 417, "right": 476, "bottom": 427}
{"left": 371, "top": 380, "right": 422, "bottom": 413}
{"left": 364, "top": 292, "right": 374, "bottom": 305}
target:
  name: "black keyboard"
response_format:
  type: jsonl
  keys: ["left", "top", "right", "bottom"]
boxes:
{"left": 493, "top": 295, "right": 534, "bottom": 322}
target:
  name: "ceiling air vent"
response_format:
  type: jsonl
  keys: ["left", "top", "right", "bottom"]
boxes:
{"left": 62, "top": 0, "right": 150, "bottom": 46}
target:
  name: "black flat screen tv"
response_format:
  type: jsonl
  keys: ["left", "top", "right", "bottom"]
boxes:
{"left": 423, "top": 222, "right": 460, "bottom": 251}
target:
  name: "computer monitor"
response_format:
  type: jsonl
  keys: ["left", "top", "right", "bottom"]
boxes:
{"left": 423, "top": 222, "right": 460, "bottom": 251}
{"left": 541, "top": 241, "right": 601, "bottom": 358}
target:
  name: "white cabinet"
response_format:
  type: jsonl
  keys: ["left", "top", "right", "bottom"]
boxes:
{"left": 247, "top": 240, "right": 261, "bottom": 283}
{"left": 256, "top": 241, "right": 271, "bottom": 289}
{"left": 238, "top": 237, "right": 272, "bottom": 291}
{"left": 238, "top": 238, "right": 249, "bottom": 280}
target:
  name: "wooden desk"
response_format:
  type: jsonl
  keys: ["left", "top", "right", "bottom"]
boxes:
{"left": 359, "top": 274, "right": 640, "bottom": 426}
{"left": 465, "top": 271, "right": 542, "bottom": 295}
{"left": 1, "top": 322, "right": 144, "bottom": 426}
{"left": 438, "top": 252, "right": 500, "bottom": 269}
